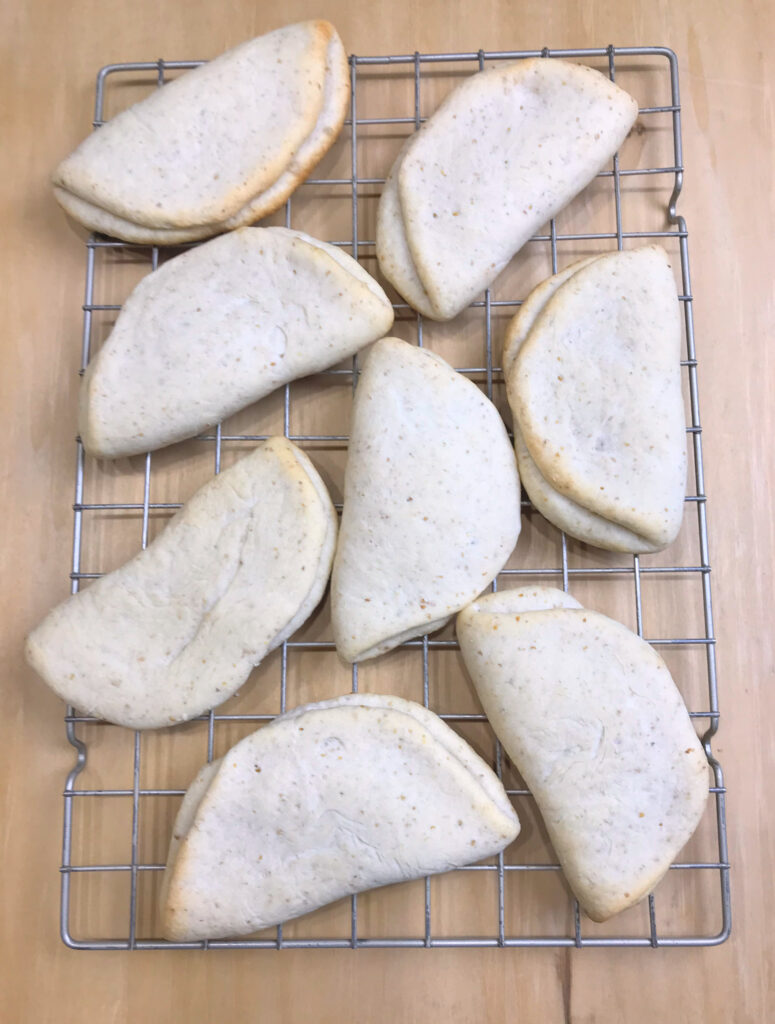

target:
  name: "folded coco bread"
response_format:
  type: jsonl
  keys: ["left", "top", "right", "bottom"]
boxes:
{"left": 376, "top": 58, "right": 638, "bottom": 320}
{"left": 25, "top": 439, "right": 337, "bottom": 729}
{"left": 503, "top": 246, "right": 686, "bottom": 552}
{"left": 53, "top": 21, "right": 349, "bottom": 244}
{"left": 79, "top": 227, "right": 394, "bottom": 459}
{"left": 331, "top": 337, "right": 521, "bottom": 662}
{"left": 457, "top": 587, "right": 709, "bottom": 921}
{"left": 162, "top": 693, "right": 520, "bottom": 940}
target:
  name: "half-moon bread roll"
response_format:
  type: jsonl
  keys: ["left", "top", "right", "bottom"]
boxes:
{"left": 457, "top": 587, "right": 709, "bottom": 921}
{"left": 53, "top": 21, "right": 349, "bottom": 244}
{"left": 376, "top": 58, "right": 638, "bottom": 320}
{"left": 162, "top": 693, "right": 520, "bottom": 940}
{"left": 25, "top": 438, "right": 337, "bottom": 729}
{"left": 331, "top": 337, "right": 521, "bottom": 663}
{"left": 80, "top": 227, "right": 393, "bottom": 459}
{"left": 503, "top": 246, "right": 686, "bottom": 552}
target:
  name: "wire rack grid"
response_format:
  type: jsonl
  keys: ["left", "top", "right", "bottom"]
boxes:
{"left": 59, "top": 44, "right": 730, "bottom": 950}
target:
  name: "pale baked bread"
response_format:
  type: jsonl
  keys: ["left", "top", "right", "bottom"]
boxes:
{"left": 457, "top": 588, "right": 709, "bottom": 922}
{"left": 53, "top": 21, "right": 349, "bottom": 243}
{"left": 331, "top": 337, "right": 521, "bottom": 662}
{"left": 79, "top": 226, "right": 393, "bottom": 459}
{"left": 504, "top": 246, "right": 686, "bottom": 552}
{"left": 25, "top": 438, "right": 337, "bottom": 729}
{"left": 376, "top": 58, "right": 638, "bottom": 320}
{"left": 162, "top": 693, "right": 519, "bottom": 940}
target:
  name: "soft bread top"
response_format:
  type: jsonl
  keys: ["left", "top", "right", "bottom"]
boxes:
{"left": 162, "top": 693, "right": 519, "bottom": 940}
{"left": 25, "top": 439, "right": 337, "bottom": 728}
{"left": 503, "top": 246, "right": 686, "bottom": 552}
{"left": 331, "top": 337, "right": 521, "bottom": 662}
{"left": 457, "top": 587, "right": 709, "bottom": 921}
{"left": 376, "top": 58, "right": 638, "bottom": 320}
{"left": 53, "top": 22, "right": 349, "bottom": 243}
{"left": 79, "top": 227, "right": 394, "bottom": 459}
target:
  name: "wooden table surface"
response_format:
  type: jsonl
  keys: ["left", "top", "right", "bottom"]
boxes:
{"left": 2, "top": 1, "right": 773, "bottom": 1020}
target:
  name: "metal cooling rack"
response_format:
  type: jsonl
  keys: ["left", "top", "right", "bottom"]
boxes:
{"left": 60, "top": 44, "right": 730, "bottom": 949}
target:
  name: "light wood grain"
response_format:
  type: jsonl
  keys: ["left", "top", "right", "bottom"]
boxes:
{"left": 2, "top": 1, "right": 773, "bottom": 1021}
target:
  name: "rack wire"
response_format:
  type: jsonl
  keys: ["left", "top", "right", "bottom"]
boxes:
{"left": 60, "top": 44, "right": 730, "bottom": 949}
